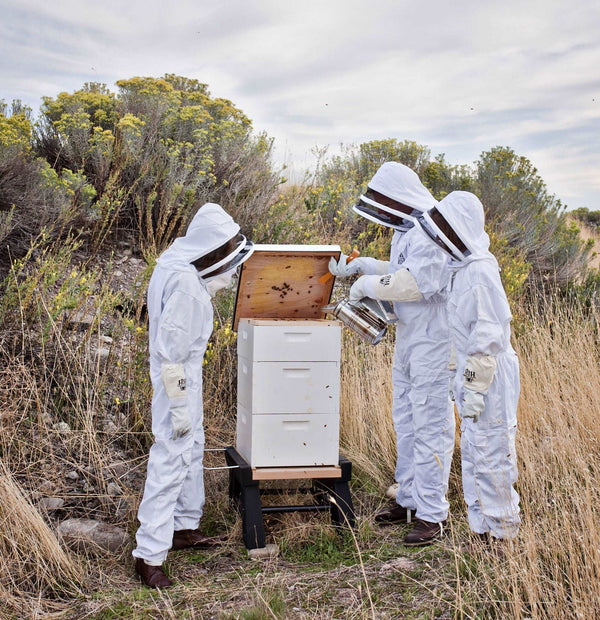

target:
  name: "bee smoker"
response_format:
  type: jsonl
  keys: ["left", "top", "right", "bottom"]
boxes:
{"left": 321, "top": 298, "right": 395, "bottom": 345}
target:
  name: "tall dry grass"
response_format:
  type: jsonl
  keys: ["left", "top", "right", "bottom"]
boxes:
{"left": 339, "top": 330, "right": 397, "bottom": 489}
{"left": 473, "top": 300, "right": 600, "bottom": 618}
{"left": 340, "top": 297, "right": 600, "bottom": 618}
{"left": 0, "top": 461, "right": 83, "bottom": 615}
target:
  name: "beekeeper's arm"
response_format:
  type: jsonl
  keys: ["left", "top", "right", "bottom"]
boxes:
{"left": 349, "top": 269, "right": 424, "bottom": 302}
{"left": 458, "top": 277, "right": 511, "bottom": 422}
{"left": 328, "top": 253, "right": 390, "bottom": 277}
{"left": 349, "top": 232, "right": 449, "bottom": 302}
{"left": 153, "top": 288, "right": 208, "bottom": 439}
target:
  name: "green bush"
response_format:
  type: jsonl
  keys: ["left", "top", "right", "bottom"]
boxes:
{"left": 35, "top": 75, "right": 283, "bottom": 259}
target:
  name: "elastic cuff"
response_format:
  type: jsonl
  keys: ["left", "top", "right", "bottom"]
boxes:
{"left": 174, "top": 517, "right": 201, "bottom": 531}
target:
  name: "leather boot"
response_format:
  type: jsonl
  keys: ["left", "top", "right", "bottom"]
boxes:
{"left": 135, "top": 558, "right": 172, "bottom": 588}
{"left": 172, "top": 529, "right": 224, "bottom": 550}
{"left": 403, "top": 519, "right": 445, "bottom": 546}
{"left": 375, "top": 504, "right": 413, "bottom": 525}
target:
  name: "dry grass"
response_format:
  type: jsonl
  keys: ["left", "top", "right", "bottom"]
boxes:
{"left": 341, "top": 298, "right": 600, "bottom": 619}
{"left": 474, "top": 300, "right": 600, "bottom": 619}
{"left": 2, "top": 249, "right": 600, "bottom": 617}
{"left": 0, "top": 461, "right": 84, "bottom": 616}
{"left": 339, "top": 330, "right": 397, "bottom": 489}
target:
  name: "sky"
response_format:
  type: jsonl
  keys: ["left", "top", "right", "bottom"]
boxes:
{"left": 1, "top": 0, "right": 599, "bottom": 210}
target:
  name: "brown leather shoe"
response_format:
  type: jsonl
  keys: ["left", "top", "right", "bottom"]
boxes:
{"left": 171, "top": 529, "right": 224, "bottom": 550}
{"left": 403, "top": 519, "right": 445, "bottom": 546}
{"left": 375, "top": 504, "right": 413, "bottom": 525}
{"left": 135, "top": 558, "right": 172, "bottom": 588}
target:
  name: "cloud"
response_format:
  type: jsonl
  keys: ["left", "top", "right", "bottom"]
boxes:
{"left": 0, "top": 0, "right": 599, "bottom": 208}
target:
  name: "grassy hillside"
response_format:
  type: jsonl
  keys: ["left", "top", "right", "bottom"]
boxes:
{"left": 2, "top": 77, "right": 600, "bottom": 618}
{"left": 2, "top": 261, "right": 600, "bottom": 618}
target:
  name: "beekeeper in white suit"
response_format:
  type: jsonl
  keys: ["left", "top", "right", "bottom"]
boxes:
{"left": 351, "top": 190, "right": 521, "bottom": 543}
{"left": 329, "top": 162, "right": 455, "bottom": 546}
{"left": 133, "top": 203, "right": 254, "bottom": 588}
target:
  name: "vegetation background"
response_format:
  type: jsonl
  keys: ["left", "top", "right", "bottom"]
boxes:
{"left": 1, "top": 75, "right": 600, "bottom": 618}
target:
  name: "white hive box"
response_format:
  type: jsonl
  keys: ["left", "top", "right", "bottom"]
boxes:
{"left": 236, "top": 319, "right": 341, "bottom": 467}
{"left": 233, "top": 245, "right": 342, "bottom": 468}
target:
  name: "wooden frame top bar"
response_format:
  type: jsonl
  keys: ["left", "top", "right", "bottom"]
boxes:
{"left": 251, "top": 465, "right": 342, "bottom": 480}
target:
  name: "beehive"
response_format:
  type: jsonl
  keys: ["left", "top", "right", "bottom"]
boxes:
{"left": 233, "top": 245, "right": 342, "bottom": 467}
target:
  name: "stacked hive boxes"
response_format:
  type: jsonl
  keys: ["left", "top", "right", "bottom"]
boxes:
{"left": 236, "top": 318, "right": 341, "bottom": 468}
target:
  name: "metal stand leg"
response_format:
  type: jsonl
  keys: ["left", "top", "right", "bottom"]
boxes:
{"left": 226, "top": 447, "right": 354, "bottom": 549}
{"left": 240, "top": 484, "right": 266, "bottom": 549}
{"left": 226, "top": 447, "right": 266, "bottom": 549}
{"left": 316, "top": 457, "right": 355, "bottom": 529}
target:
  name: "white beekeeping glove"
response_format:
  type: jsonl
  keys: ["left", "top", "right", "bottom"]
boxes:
{"left": 170, "top": 405, "right": 192, "bottom": 439}
{"left": 463, "top": 355, "right": 496, "bottom": 393}
{"left": 462, "top": 389, "right": 485, "bottom": 422}
{"left": 161, "top": 363, "right": 191, "bottom": 439}
{"left": 349, "top": 270, "right": 424, "bottom": 302}
{"left": 328, "top": 254, "right": 365, "bottom": 277}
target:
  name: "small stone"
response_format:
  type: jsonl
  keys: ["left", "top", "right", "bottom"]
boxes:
{"left": 105, "top": 461, "right": 128, "bottom": 479}
{"left": 379, "top": 556, "right": 417, "bottom": 576}
{"left": 247, "top": 544, "right": 279, "bottom": 560}
{"left": 100, "top": 335, "right": 113, "bottom": 344}
{"left": 103, "top": 419, "right": 118, "bottom": 433}
{"left": 57, "top": 518, "right": 130, "bottom": 554}
{"left": 38, "top": 497, "right": 65, "bottom": 511}
{"left": 66, "top": 470, "right": 79, "bottom": 481}
{"left": 98, "top": 348, "right": 110, "bottom": 359}
{"left": 37, "top": 479, "right": 56, "bottom": 494}
{"left": 70, "top": 309, "right": 96, "bottom": 327}
{"left": 53, "top": 422, "right": 71, "bottom": 433}
{"left": 107, "top": 482, "right": 122, "bottom": 496}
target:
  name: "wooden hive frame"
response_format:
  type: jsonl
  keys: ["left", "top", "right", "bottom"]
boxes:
{"left": 233, "top": 244, "right": 341, "bottom": 330}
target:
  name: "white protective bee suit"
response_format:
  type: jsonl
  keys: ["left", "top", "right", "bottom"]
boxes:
{"left": 336, "top": 163, "right": 455, "bottom": 525}
{"left": 133, "top": 203, "right": 253, "bottom": 565}
{"left": 415, "top": 191, "right": 520, "bottom": 539}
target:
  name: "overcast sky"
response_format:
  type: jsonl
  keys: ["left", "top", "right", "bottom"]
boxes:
{"left": 1, "top": 0, "right": 598, "bottom": 209}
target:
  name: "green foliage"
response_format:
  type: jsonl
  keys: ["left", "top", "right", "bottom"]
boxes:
{"left": 488, "top": 230, "right": 531, "bottom": 302}
{"left": 0, "top": 105, "right": 97, "bottom": 269}
{"left": 279, "top": 526, "right": 357, "bottom": 568}
{"left": 0, "top": 105, "right": 32, "bottom": 153}
{"left": 475, "top": 146, "right": 590, "bottom": 289}
{"left": 570, "top": 207, "right": 600, "bottom": 229}
{"left": 252, "top": 187, "right": 316, "bottom": 244}
{"left": 36, "top": 75, "right": 280, "bottom": 258}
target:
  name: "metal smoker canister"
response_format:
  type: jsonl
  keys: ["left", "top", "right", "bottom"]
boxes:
{"left": 322, "top": 298, "right": 387, "bottom": 345}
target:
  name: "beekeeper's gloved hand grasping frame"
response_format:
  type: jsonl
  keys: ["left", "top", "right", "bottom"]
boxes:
{"left": 161, "top": 363, "right": 191, "bottom": 439}
{"left": 327, "top": 249, "right": 393, "bottom": 281}
{"left": 328, "top": 251, "right": 363, "bottom": 277}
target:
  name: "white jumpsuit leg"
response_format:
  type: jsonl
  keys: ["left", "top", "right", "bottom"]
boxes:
{"left": 393, "top": 303, "right": 455, "bottom": 523}
{"left": 133, "top": 360, "right": 206, "bottom": 564}
{"left": 460, "top": 351, "right": 520, "bottom": 538}
{"left": 391, "top": 352, "right": 414, "bottom": 511}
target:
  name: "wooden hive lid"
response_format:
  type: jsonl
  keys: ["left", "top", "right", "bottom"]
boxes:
{"left": 233, "top": 244, "right": 341, "bottom": 330}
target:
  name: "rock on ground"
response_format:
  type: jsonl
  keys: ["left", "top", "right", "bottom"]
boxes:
{"left": 57, "top": 518, "right": 130, "bottom": 555}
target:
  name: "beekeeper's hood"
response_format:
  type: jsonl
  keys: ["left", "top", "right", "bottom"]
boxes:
{"left": 416, "top": 191, "right": 493, "bottom": 264}
{"left": 353, "top": 162, "right": 437, "bottom": 230}
{"left": 157, "top": 203, "right": 254, "bottom": 277}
